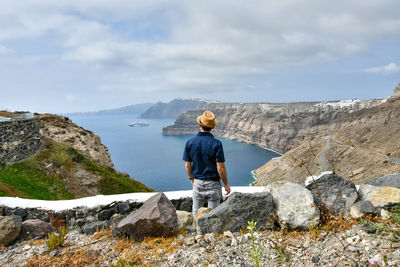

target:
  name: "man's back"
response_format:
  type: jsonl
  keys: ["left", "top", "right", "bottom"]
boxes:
{"left": 183, "top": 132, "right": 225, "bottom": 180}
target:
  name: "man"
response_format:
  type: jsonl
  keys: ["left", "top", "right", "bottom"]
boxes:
{"left": 183, "top": 110, "right": 231, "bottom": 217}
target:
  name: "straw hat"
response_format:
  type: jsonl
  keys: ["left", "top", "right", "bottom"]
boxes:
{"left": 197, "top": 110, "right": 218, "bottom": 129}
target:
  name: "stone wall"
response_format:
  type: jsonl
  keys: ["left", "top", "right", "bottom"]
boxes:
{"left": 0, "top": 118, "right": 42, "bottom": 164}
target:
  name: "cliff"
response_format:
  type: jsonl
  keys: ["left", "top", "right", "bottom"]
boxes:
{"left": 254, "top": 96, "right": 400, "bottom": 185}
{"left": 0, "top": 113, "right": 153, "bottom": 199}
{"left": 163, "top": 97, "right": 400, "bottom": 185}
{"left": 38, "top": 114, "right": 114, "bottom": 168}
{"left": 163, "top": 99, "right": 385, "bottom": 153}
{"left": 140, "top": 98, "right": 212, "bottom": 119}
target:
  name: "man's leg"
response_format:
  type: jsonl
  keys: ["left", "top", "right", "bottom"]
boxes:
{"left": 206, "top": 180, "right": 222, "bottom": 209}
{"left": 192, "top": 180, "right": 205, "bottom": 217}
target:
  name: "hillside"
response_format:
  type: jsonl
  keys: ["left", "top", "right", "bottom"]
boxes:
{"left": 140, "top": 98, "right": 213, "bottom": 119}
{"left": 163, "top": 93, "right": 399, "bottom": 185}
{"left": 0, "top": 113, "right": 154, "bottom": 199}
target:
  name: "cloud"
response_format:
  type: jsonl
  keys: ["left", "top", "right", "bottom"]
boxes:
{"left": 365, "top": 62, "right": 400, "bottom": 74}
{"left": 0, "top": 0, "right": 400, "bottom": 102}
{"left": 0, "top": 44, "right": 14, "bottom": 56}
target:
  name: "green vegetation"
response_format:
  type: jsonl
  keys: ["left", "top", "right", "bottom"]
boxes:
{"left": 0, "top": 161, "right": 74, "bottom": 200}
{"left": 246, "top": 221, "right": 263, "bottom": 267}
{"left": 83, "top": 159, "right": 153, "bottom": 194}
{"left": 0, "top": 141, "right": 153, "bottom": 199}
{"left": 359, "top": 205, "right": 400, "bottom": 242}
{"left": 46, "top": 227, "right": 69, "bottom": 250}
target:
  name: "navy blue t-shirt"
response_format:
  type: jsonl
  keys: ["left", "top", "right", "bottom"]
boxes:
{"left": 183, "top": 132, "right": 225, "bottom": 180}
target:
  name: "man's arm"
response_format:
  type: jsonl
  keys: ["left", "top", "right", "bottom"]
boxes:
{"left": 217, "top": 162, "right": 231, "bottom": 195}
{"left": 185, "top": 161, "right": 194, "bottom": 185}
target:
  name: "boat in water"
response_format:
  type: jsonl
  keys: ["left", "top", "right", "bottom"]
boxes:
{"left": 129, "top": 122, "right": 150, "bottom": 127}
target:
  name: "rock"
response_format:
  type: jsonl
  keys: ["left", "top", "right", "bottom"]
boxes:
{"left": 115, "top": 192, "right": 178, "bottom": 241}
{"left": 19, "top": 219, "right": 54, "bottom": 241}
{"left": 265, "top": 181, "right": 320, "bottom": 229}
{"left": 184, "top": 236, "right": 195, "bottom": 246}
{"left": 204, "top": 233, "right": 215, "bottom": 243}
{"left": 110, "top": 214, "right": 125, "bottom": 227}
{"left": 350, "top": 201, "right": 377, "bottom": 218}
{"left": 180, "top": 198, "right": 192, "bottom": 212}
{"left": 196, "top": 192, "right": 275, "bottom": 234}
{"left": 13, "top": 208, "right": 28, "bottom": 221}
{"left": 76, "top": 209, "right": 88, "bottom": 218}
{"left": 306, "top": 173, "right": 358, "bottom": 216}
{"left": 97, "top": 209, "right": 115, "bottom": 221}
{"left": 83, "top": 221, "right": 109, "bottom": 235}
{"left": 117, "top": 202, "right": 131, "bottom": 214}
{"left": 223, "top": 231, "right": 233, "bottom": 239}
{"left": 366, "top": 173, "right": 400, "bottom": 189}
{"left": 380, "top": 209, "right": 390, "bottom": 220}
{"left": 312, "top": 255, "right": 320, "bottom": 263}
{"left": 176, "top": 210, "right": 192, "bottom": 230}
{"left": 185, "top": 226, "right": 196, "bottom": 233}
{"left": 358, "top": 184, "right": 400, "bottom": 208}
{"left": 394, "top": 83, "right": 400, "bottom": 97}
{"left": 0, "top": 215, "right": 22, "bottom": 246}
{"left": 195, "top": 208, "right": 212, "bottom": 220}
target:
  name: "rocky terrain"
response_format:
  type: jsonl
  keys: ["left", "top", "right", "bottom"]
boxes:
{"left": 140, "top": 98, "right": 215, "bottom": 119}
{"left": 1, "top": 173, "right": 399, "bottom": 266}
{"left": 38, "top": 114, "right": 114, "bottom": 168}
{"left": 253, "top": 95, "right": 400, "bottom": 186}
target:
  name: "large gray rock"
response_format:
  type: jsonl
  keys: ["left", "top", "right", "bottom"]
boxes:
{"left": 19, "top": 219, "right": 54, "bottom": 241}
{"left": 366, "top": 173, "right": 400, "bottom": 189}
{"left": 358, "top": 184, "right": 400, "bottom": 208}
{"left": 265, "top": 181, "right": 319, "bottom": 229}
{"left": 115, "top": 192, "right": 178, "bottom": 241}
{"left": 0, "top": 215, "right": 22, "bottom": 246}
{"left": 306, "top": 173, "right": 358, "bottom": 216}
{"left": 196, "top": 192, "right": 275, "bottom": 234}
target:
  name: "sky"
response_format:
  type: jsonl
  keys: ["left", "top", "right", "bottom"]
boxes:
{"left": 1, "top": 0, "right": 400, "bottom": 113}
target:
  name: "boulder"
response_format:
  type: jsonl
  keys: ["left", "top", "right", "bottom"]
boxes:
{"left": 366, "top": 173, "right": 400, "bottom": 189}
{"left": 196, "top": 192, "right": 275, "bottom": 234}
{"left": 350, "top": 201, "right": 377, "bottom": 219}
{"left": 97, "top": 209, "right": 115, "bottom": 221}
{"left": 19, "top": 219, "right": 54, "bottom": 241}
{"left": 115, "top": 192, "right": 178, "bottom": 241}
{"left": 265, "top": 181, "right": 319, "bottom": 229}
{"left": 306, "top": 173, "right": 358, "bottom": 216}
{"left": 176, "top": 210, "right": 192, "bottom": 230}
{"left": 0, "top": 215, "right": 22, "bottom": 246}
{"left": 180, "top": 198, "right": 193, "bottom": 212}
{"left": 358, "top": 184, "right": 400, "bottom": 208}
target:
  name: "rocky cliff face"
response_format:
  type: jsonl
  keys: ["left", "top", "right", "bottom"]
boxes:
{"left": 253, "top": 96, "right": 400, "bottom": 185}
{"left": 163, "top": 99, "right": 385, "bottom": 153}
{"left": 163, "top": 96, "right": 400, "bottom": 186}
{"left": 38, "top": 114, "right": 114, "bottom": 168}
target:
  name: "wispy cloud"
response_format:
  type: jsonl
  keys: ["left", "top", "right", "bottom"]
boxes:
{"left": 365, "top": 62, "right": 400, "bottom": 74}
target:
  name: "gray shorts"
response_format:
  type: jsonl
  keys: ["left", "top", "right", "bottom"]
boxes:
{"left": 192, "top": 179, "right": 222, "bottom": 217}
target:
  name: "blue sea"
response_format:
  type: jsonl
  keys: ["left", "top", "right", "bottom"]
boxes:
{"left": 67, "top": 114, "right": 280, "bottom": 191}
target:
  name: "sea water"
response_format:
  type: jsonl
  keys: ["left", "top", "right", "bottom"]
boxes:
{"left": 67, "top": 114, "right": 280, "bottom": 191}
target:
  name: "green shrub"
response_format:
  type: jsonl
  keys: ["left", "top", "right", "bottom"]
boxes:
{"left": 246, "top": 221, "right": 263, "bottom": 267}
{"left": 46, "top": 227, "right": 69, "bottom": 250}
